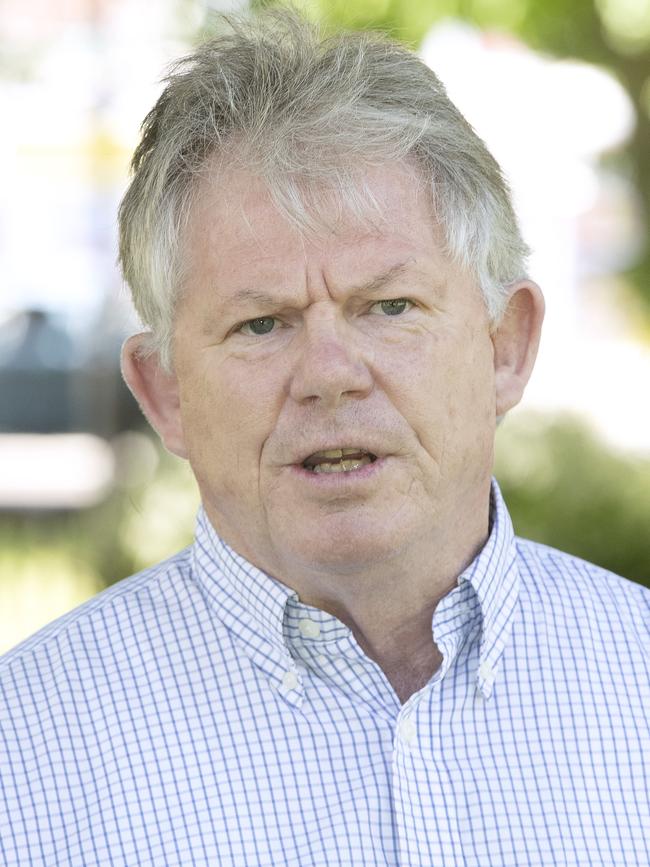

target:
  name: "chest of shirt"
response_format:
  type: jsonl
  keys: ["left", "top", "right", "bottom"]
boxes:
{"left": 9, "top": 622, "right": 648, "bottom": 867}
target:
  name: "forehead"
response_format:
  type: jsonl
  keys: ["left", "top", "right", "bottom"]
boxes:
{"left": 180, "top": 159, "right": 468, "bottom": 304}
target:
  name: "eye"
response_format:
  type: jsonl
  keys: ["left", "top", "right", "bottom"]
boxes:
{"left": 371, "top": 298, "right": 413, "bottom": 316}
{"left": 238, "top": 316, "right": 277, "bottom": 336}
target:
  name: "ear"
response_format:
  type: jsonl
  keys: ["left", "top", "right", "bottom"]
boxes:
{"left": 491, "top": 280, "right": 545, "bottom": 417}
{"left": 120, "top": 334, "right": 188, "bottom": 459}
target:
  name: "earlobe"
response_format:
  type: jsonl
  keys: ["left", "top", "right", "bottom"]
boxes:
{"left": 492, "top": 280, "right": 545, "bottom": 417}
{"left": 120, "top": 334, "right": 189, "bottom": 459}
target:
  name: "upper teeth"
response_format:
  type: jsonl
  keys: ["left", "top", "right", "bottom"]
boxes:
{"left": 309, "top": 448, "right": 366, "bottom": 460}
{"left": 303, "top": 447, "right": 376, "bottom": 471}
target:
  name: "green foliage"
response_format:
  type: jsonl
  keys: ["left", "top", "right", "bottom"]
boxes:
{"left": 0, "top": 444, "right": 197, "bottom": 592}
{"left": 495, "top": 411, "right": 650, "bottom": 586}
{"left": 0, "top": 442, "right": 198, "bottom": 651}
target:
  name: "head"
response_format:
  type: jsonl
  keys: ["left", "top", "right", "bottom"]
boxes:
{"left": 119, "top": 7, "right": 532, "bottom": 373}
{"left": 119, "top": 8, "right": 544, "bottom": 587}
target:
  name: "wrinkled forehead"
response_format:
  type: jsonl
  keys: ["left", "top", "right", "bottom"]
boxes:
{"left": 172, "top": 153, "right": 488, "bottom": 338}
{"left": 184, "top": 151, "right": 441, "bottom": 253}
{"left": 174, "top": 163, "right": 464, "bottom": 322}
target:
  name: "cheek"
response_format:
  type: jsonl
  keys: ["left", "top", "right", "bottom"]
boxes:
{"left": 177, "top": 367, "right": 230, "bottom": 468}
{"left": 465, "top": 330, "right": 496, "bottom": 414}
{"left": 182, "top": 362, "right": 283, "bottom": 472}
{"left": 384, "top": 327, "right": 493, "bottom": 429}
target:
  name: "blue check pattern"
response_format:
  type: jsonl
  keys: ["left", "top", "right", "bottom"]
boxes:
{"left": 1, "top": 477, "right": 649, "bottom": 866}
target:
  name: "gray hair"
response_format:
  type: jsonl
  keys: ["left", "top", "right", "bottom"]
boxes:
{"left": 118, "top": 6, "right": 530, "bottom": 373}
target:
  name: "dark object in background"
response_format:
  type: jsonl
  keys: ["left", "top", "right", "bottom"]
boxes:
{"left": 0, "top": 308, "right": 141, "bottom": 436}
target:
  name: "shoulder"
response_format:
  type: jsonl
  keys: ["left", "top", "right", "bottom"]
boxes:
{"left": 0, "top": 546, "right": 194, "bottom": 678}
{"left": 514, "top": 535, "right": 650, "bottom": 649}
{"left": 515, "top": 534, "right": 650, "bottom": 606}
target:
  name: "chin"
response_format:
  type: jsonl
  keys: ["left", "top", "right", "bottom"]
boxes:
{"left": 291, "top": 529, "right": 404, "bottom": 575}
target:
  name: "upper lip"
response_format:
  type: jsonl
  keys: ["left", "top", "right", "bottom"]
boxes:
{"left": 296, "top": 443, "right": 384, "bottom": 466}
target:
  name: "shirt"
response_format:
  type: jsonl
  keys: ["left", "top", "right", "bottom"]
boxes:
{"left": 1, "top": 477, "right": 649, "bottom": 867}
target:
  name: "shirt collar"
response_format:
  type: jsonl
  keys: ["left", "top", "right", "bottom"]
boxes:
{"left": 455, "top": 476, "right": 520, "bottom": 699}
{"left": 191, "top": 514, "right": 303, "bottom": 704}
{"left": 191, "top": 476, "right": 519, "bottom": 702}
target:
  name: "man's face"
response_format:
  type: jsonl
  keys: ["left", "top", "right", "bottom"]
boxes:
{"left": 171, "top": 161, "right": 498, "bottom": 579}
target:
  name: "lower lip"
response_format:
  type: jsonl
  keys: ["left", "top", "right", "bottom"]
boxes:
{"left": 290, "top": 457, "right": 387, "bottom": 487}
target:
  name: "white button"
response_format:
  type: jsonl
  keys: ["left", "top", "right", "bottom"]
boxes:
{"left": 281, "top": 671, "right": 299, "bottom": 691}
{"left": 479, "top": 663, "right": 495, "bottom": 683}
{"left": 316, "top": 654, "right": 327, "bottom": 666}
{"left": 298, "top": 618, "right": 320, "bottom": 639}
{"left": 399, "top": 717, "right": 416, "bottom": 745}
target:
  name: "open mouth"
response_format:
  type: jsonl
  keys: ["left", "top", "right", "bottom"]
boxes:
{"left": 301, "top": 448, "right": 378, "bottom": 474}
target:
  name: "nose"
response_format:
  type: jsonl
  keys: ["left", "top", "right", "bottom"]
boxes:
{"left": 289, "top": 311, "right": 373, "bottom": 408}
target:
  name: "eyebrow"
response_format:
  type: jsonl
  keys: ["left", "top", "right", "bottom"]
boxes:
{"left": 223, "top": 259, "right": 417, "bottom": 313}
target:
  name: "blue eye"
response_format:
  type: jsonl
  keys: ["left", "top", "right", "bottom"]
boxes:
{"left": 241, "top": 317, "right": 276, "bottom": 335}
{"left": 376, "top": 299, "right": 411, "bottom": 316}
{"left": 237, "top": 299, "right": 412, "bottom": 336}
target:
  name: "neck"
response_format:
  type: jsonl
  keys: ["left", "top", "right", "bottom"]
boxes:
{"left": 281, "top": 509, "right": 490, "bottom": 704}
{"left": 332, "top": 595, "right": 447, "bottom": 704}
{"left": 206, "top": 481, "right": 492, "bottom": 704}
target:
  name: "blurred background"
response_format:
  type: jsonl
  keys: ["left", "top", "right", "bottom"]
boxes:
{"left": 1, "top": 0, "right": 649, "bottom": 654}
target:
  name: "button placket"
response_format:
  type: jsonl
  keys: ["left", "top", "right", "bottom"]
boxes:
{"left": 398, "top": 716, "right": 416, "bottom": 746}
{"left": 479, "top": 662, "right": 495, "bottom": 684}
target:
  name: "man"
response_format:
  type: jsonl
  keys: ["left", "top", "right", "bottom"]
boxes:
{"left": 1, "top": 8, "right": 648, "bottom": 866}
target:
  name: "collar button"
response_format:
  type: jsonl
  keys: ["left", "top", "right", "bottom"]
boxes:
{"left": 298, "top": 618, "right": 321, "bottom": 639}
{"left": 280, "top": 670, "right": 299, "bottom": 692}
